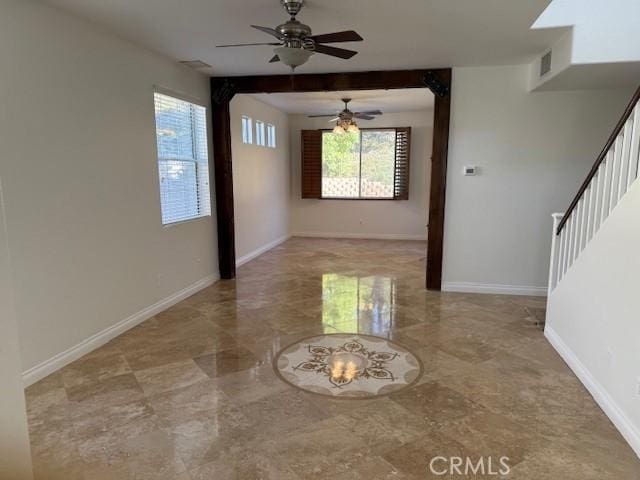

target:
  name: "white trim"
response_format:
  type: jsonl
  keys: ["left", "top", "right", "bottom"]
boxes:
{"left": 442, "top": 281, "right": 547, "bottom": 296}
{"left": 22, "top": 274, "right": 218, "bottom": 387}
{"left": 291, "top": 232, "right": 428, "bottom": 241}
{"left": 545, "top": 326, "right": 640, "bottom": 459}
{"left": 236, "top": 234, "right": 291, "bottom": 267}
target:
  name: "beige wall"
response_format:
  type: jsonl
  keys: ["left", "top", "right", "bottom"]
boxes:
{"left": 231, "top": 95, "right": 290, "bottom": 262}
{"left": 0, "top": 0, "right": 217, "bottom": 377}
{"left": 289, "top": 110, "right": 433, "bottom": 240}
{"left": 546, "top": 179, "right": 640, "bottom": 457}
{"left": 443, "top": 65, "right": 633, "bottom": 294}
{"left": 0, "top": 178, "right": 33, "bottom": 479}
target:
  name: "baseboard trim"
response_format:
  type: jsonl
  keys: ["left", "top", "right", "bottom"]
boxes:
{"left": 22, "top": 274, "right": 219, "bottom": 387}
{"left": 236, "top": 234, "right": 291, "bottom": 267}
{"left": 545, "top": 326, "right": 640, "bottom": 459}
{"left": 291, "top": 232, "right": 428, "bottom": 241}
{"left": 442, "top": 281, "right": 547, "bottom": 296}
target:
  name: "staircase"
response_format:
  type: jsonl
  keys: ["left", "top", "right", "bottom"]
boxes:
{"left": 548, "top": 86, "right": 640, "bottom": 291}
{"left": 545, "top": 85, "right": 640, "bottom": 459}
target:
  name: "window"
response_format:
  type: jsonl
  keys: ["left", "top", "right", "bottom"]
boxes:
{"left": 267, "top": 123, "right": 276, "bottom": 148}
{"left": 241, "top": 116, "right": 253, "bottom": 144}
{"left": 299, "top": 128, "right": 411, "bottom": 200}
{"left": 154, "top": 92, "right": 211, "bottom": 225}
{"left": 255, "top": 120, "right": 266, "bottom": 146}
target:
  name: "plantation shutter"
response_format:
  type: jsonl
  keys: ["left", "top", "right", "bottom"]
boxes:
{"left": 301, "top": 130, "right": 322, "bottom": 198}
{"left": 393, "top": 127, "right": 411, "bottom": 200}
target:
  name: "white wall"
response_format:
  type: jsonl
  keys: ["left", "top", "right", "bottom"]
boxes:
{"left": 0, "top": 178, "right": 33, "bottom": 479}
{"left": 533, "top": 0, "right": 640, "bottom": 64}
{"left": 443, "top": 65, "right": 632, "bottom": 295}
{"left": 0, "top": 0, "right": 217, "bottom": 379}
{"left": 546, "top": 180, "right": 640, "bottom": 458}
{"left": 290, "top": 110, "right": 433, "bottom": 240}
{"left": 231, "top": 95, "right": 290, "bottom": 264}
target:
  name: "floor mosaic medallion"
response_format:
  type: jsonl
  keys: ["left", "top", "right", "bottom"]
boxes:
{"left": 274, "top": 334, "right": 423, "bottom": 398}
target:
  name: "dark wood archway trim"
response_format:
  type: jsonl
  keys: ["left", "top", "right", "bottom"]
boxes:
{"left": 210, "top": 68, "right": 452, "bottom": 290}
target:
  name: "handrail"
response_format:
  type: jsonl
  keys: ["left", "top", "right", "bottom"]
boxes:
{"left": 557, "top": 85, "right": 640, "bottom": 235}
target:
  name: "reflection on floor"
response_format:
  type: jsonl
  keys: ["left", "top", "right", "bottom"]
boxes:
{"left": 26, "top": 238, "right": 640, "bottom": 479}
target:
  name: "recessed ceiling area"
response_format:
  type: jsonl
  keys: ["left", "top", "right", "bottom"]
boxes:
{"left": 249, "top": 89, "right": 434, "bottom": 115}
{"left": 42, "top": 0, "right": 565, "bottom": 76}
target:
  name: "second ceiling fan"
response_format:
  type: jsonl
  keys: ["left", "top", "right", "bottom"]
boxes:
{"left": 217, "top": 0, "right": 363, "bottom": 70}
{"left": 309, "top": 98, "right": 383, "bottom": 134}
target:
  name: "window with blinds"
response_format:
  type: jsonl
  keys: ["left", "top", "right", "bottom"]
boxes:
{"left": 267, "top": 123, "right": 276, "bottom": 148}
{"left": 154, "top": 92, "right": 211, "bottom": 225}
{"left": 256, "top": 120, "right": 266, "bottom": 146}
{"left": 241, "top": 116, "right": 253, "bottom": 144}
{"left": 300, "top": 128, "right": 411, "bottom": 200}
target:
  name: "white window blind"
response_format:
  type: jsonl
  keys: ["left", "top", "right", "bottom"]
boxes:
{"left": 154, "top": 92, "right": 211, "bottom": 225}
{"left": 267, "top": 123, "right": 276, "bottom": 148}
{"left": 256, "top": 120, "right": 266, "bottom": 146}
{"left": 242, "top": 116, "right": 253, "bottom": 144}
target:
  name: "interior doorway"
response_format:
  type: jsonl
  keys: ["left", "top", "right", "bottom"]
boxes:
{"left": 210, "top": 69, "right": 451, "bottom": 290}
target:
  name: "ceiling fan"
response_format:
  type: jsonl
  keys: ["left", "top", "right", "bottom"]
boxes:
{"left": 308, "top": 98, "right": 383, "bottom": 134}
{"left": 216, "top": 0, "right": 363, "bottom": 70}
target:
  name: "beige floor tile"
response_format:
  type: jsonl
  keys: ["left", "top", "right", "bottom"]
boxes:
{"left": 25, "top": 238, "right": 640, "bottom": 479}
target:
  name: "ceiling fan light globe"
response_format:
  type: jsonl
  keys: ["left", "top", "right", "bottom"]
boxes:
{"left": 347, "top": 122, "right": 359, "bottom": 133}
{"left": 333, "top": 124, "right": 346, "bottom": 134}
{"left": 273, "top": 46, "right": 312, "bottom": 69}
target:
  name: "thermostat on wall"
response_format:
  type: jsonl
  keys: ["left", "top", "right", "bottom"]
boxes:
{"left": 463, "top": 166, "right": 477, "bottom": 176}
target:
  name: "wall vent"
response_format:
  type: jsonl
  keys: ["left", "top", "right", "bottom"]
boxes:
{"left": 179, "top": 60, "right": 212, "bottom": 70}
{"left": 540, "top": 51, "right": 552, "bottom": 77}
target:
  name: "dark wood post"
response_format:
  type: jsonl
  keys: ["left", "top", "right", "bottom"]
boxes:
{"left": 425, "top": 70, "right": 452, "bottom": 290}
{"left": 211, "top": 79, "right": 236, "bottom": 279}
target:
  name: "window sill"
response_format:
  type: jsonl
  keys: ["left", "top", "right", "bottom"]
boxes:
{"left": 319, "top": 197, "right": 401, "bottom": 201}
{"left": 162, "top": 214, "right": 211, "bottom": 228}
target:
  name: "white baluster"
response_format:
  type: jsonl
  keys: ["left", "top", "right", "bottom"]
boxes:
{"left": 618, "top": 117, "right": 633, "bottom": 200}
{"left": 601, "top": 150, "right": 613, "bottom": 221}
{"left": 573, "top": 200, "right": 583, "bottom": 263}
{"left": 548, "top": 213, "right": 564, "bottom": 293}
{"left": 609, "top": 136, "right": 622, "bottom": 214}
{"left": 557, "top": 226, "right": 567, "bottom": 284}
{"left": 586, "top": 174, "right": 596, "bottom": 242}
{"left": 628, "top": 106, "right": 640, "bottom": 188}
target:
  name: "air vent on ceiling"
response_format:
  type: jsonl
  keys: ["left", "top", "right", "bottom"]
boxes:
{"left": 540, "top": 51, "right": 552, "bottom": 77}
{"left": 179, "top": 60, "right": 212, "bottom": 70}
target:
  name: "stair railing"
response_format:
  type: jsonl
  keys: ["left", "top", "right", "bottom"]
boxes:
{"left": 548, "top": 86, "right": 640, "bottom": 293}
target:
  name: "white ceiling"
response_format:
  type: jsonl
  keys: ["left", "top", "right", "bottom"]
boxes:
{"left": 249, "top": 89, "right": 434, "bottom": 115}
{"left": 43, "top": 0, "right": 565, "bottom": 76}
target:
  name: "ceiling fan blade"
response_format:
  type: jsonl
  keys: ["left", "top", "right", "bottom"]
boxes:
{"left": 313, "top": 44, "right": 358, "bottom": 59}
{"left": 307, "top": 114, "right": 338, "bottom": 118}
{"left": 354, "top": 114, "right": 375, "bottom": 120}
{"left": 310, "top": 30, "right": 363, "bottom": 44}
{"left": 355, "top": 110, "right": 383, "bottom": 116}
{"left": 269, "top": 55, "right": 280, "bottom": 63}
{"left": 217, "top": 42, "right": 281, "bottom": 47}
{"left": 251, "top": 25, "right": 285, "bottom": 40}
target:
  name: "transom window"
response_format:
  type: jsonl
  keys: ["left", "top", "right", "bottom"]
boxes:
{"left": 241, "top": 116, "right": 253, "bottom": 144}
{"left": 154, "top": 92, "right": 211, "bottom": 225}
{"left": 255, "top": 120, "right": 266, "bottom": 146}
{"left": 267, "top": 123, "right": 276, "bottom": 148}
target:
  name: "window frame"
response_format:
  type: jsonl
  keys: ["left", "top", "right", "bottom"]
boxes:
{"left": 153, "top": 91, "right": 212, "bottom": 226}
{"left": 241, "top": 115, "right": 253, "bottom": 144}
{"left": 320, "top": 127, "right": 399, "bottom": 201}
{"left": 266, "top": 123, "right": 276, "bottom": 148}
{"left": 255, "top": 120, "right": 266, "bottom": 147}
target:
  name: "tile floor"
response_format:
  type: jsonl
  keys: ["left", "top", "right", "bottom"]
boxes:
{"left": 25, "top": 238, "right": 640, "bottom": 479}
